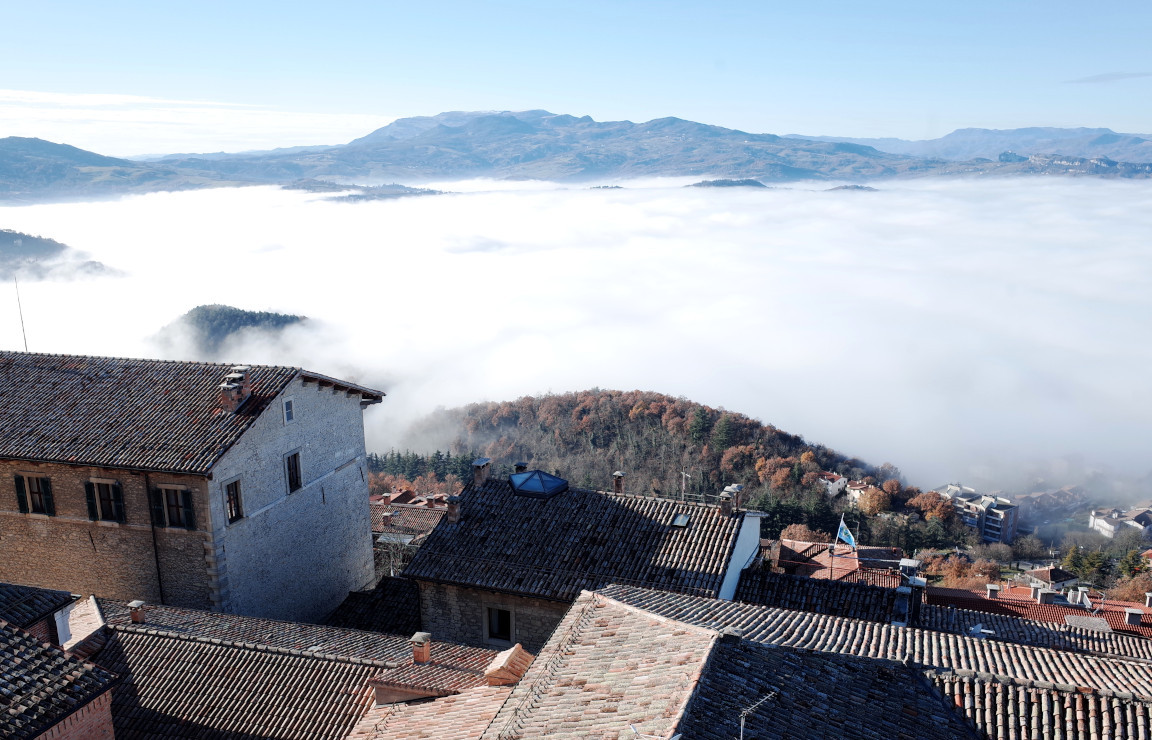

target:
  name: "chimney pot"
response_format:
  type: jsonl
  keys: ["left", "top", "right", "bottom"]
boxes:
{"left": 472, "top": 458, "right": 492, "bottom": 487}
{"left": 410, "top": 632, "right": 432, "bottom": 664}
{"left": 612, "top": 471, "right": 625, "bottom": 495}
{"left": 718, "top": 491, "right": 733, "bottom": 516}
{"left": 128, "top": 600, "right": 146, "bottom": 624}
{"left": 723, "top": 483, "right": 744, "bottom": 510}
{"left": 446, "top": 495, "right": 461, "bottom": 524}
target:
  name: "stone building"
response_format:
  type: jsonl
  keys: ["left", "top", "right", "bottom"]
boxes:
{"left": 404, "top": 461, "right": 760, "bottom": 652}
{"left": 0, "top": 351, "right": 382, "bottom": 622}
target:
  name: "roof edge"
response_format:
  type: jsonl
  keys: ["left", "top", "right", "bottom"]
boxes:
{"left": 297, "top": 370, "right": 385, "bottom": 403}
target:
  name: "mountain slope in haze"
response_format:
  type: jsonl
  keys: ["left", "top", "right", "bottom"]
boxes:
{"left": 0, "top": 137, "right": 249, "bottom": 202}
{"left": 0, "top": 228, "right": 116, "bottom": 280}
{"left": 788, "top": 127, "right": 1152, "bottom": 163}
{"left": 152, "top": 304, "right": 307, "bottom": 360}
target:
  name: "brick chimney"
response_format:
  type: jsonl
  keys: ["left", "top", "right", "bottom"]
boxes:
{"left": 446, "top": 495, "right": 461, "bottom": 524}
{"left": 718, "top": 491, "right": 733, "bottom": 516}
{"left": 218, "top": 366, "right": 252, "bottom": 413}
{"left": 985, "top": 584, "right": 1000, "bottom": 599}
{"left": 484, "top": 643, "right": 534, "bottom": 686}
{"left": 128, "top": 600, "right": 146, "bottom": 624}
{"left": 410, "top": 632, "right": 431, "bottom": 664}
{"left": 724, "top": 484, "right": 744, "bottom": 510}
{"left": 472, "top": 458, "right": 492, "bottom": 487}
{"left": 612, "top": 471, "right": 625, "bottom": 495}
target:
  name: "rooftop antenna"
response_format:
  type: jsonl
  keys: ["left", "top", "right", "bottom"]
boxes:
{"left": 12, "top": 238, "right": 28, "bottom": 352}
{"left": 628, "top": 725, "right": 680, "bottom": 740}
{"left": 739, "top": 690, "right": 779, "bottom": 740}
{"left": 680, "top": 471, "right": 690, "bottom": 500}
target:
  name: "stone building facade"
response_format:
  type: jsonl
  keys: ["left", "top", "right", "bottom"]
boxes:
{"left": 0, "top": 352, "right": 382, "bottom": 623}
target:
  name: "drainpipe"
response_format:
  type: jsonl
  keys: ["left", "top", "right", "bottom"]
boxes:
{"left": 144, "top": 472, "right": 167, "bottom": 604}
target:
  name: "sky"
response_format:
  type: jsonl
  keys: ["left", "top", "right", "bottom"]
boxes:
{"left": 2, "top": 2, "right": 1151, "bottom": 155}
{"left": 2, "top": 179, "right": 1150, "bottom": 494}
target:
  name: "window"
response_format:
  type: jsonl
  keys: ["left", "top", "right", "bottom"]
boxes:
{"left": 486, "top": 606, "right": 512, "bottom": 644}
{"left": 85, "top": 481, "right": 124, "bottom": 522}
{"left": 14, "top": 475, "right": 54, "bottom": 516}
{"left": 286, "top": 452, "right": 302, "bottom": 493}
{"left": 283, "top": 398, "right": 295, "bottom": 423}
{"left": 226, "top": 480, "right": 244, "bottom": 523}
{"left": 148, "top": 486, "right": 196, "bottom": 529}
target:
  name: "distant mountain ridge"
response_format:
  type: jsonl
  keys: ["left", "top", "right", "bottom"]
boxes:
{"left": 5, "top": 113, "right": 1152, "bottom": 202}
{"left": 786, "top": 127, "right": 1152, "bottom": 163}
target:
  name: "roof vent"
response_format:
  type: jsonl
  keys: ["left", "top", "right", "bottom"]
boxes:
{"left": 509, "top": 470, "right": 569, "bottom": 499}
{"left": 612, "top": 471, "right": 625, "bottom": 495}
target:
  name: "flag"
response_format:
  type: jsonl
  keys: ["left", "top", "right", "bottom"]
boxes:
{"left": 836, "top": 516, "right": 856, "bottom": 549}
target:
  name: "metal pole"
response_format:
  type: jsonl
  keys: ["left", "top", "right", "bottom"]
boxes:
{"left": 14, "top": 276, "right": 28, "bottom": 351}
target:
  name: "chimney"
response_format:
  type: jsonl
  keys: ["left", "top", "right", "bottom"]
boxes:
{"left": 514, "top": 461, "right": 528, "bottom": 474}
{"left": 719, "top": 626, "right": 744, "bottom": 645}
{"left": 410, "top": 632, "right": 432, "bottom": 664}
{"left": 612, "top": 471, "right": 625, "bottom": 495}
{"left": 907, "top": 577, "right": 926, "bottom": 625}
{"left": 378, "top": 511, "right": 393, "bottom": 529}
{"left": 472, "top": 458, "right": 492, "bottom": 487}
{"left": 425, "top": 497, "right": 437, "bottom": 509}
{"left": 1075, "top": 586, "right": 1090, "bottom": 606}
{"left": 718, "top": 491, "right": 733, "bottom": 516}
{"left": 446, "top": 495, "right": 461, "bottom": 524}
{"left": 1125, "top": 609, "right": 1143, "bottom": 627}
{"left": 1145, "top": 593, "right": 1152, "bottom": 609}
{"left": 484, "top": 643, "right": 534, "bottom": 686}
{"left": 1030, "top": 585, "right": 1044, "bottom": 601}
{"left": 985, "top": 584, "right": 1000, "bottom": 599}
{"left": 1039, "top": 590, "right": 1057, "bottom": 605}
{"left": 724, "top": 484, "right": 744, "bottom": 510}
{"left": 128, "top": 600, "right": 146, "bottom": 624}
{"left": 217, "top": 366, "right": 252, "bottom": 413}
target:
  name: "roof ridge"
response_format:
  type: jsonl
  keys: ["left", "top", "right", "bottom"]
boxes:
{"left": 925, "top": 666, "right": 1152, "bottom": 703}
{"left": 0, "top": 349, "right": 301, "bottom": 372}
{"left": 590, "top": 590, "right": 718, "bottom": 638}
{"left": 107, "top": 622, "right": 399, "bottom": 668}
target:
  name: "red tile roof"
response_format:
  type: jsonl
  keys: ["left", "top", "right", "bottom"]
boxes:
{"left": 405, "top": 478, "right": 744, "bottom": 601}
{"left": 348, "top": 685, "right": 514, "bottom": 740}
{"left": 371, "top": 502, "right": 445, "bottom": 536}
{"left": 0, "top": 352, "right": 382, "bottom": 474}
{"left": 0, "top": 620, "right": 119, "bottom": 740}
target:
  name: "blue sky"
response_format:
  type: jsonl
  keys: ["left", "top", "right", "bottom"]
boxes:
{"left": 3, "top": 1, "right": 1151, "bottom": 154}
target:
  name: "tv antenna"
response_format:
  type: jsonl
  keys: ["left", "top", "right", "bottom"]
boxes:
{"left": 629, "top": 725, "right": 680, "bottom": 740}
{"left": 12, "top": 238, "right": 28, "bottom": 352}
{"left": 739, "top": 689, "right": 779, "bottom": 740}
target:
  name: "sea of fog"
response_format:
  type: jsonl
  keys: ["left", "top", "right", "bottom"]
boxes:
{"left": 3, "top": 178, "right": 1151, "bottom": 493}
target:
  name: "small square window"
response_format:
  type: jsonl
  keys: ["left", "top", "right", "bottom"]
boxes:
{"left": 284, "top": 398, "right": 295, "bottom": 423}
{"left": 226, "top": 480, "right": 244, "bottom": 523}
{"left": 286, "top": 452, "right": 302, "bottom": 493}
{"left": 487, "top": 607, "right": 512, "bottom": 643}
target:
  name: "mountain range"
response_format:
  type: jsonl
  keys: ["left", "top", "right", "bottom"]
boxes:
{"left": 3, "top": 110, "right": 1152, "bottom": 202}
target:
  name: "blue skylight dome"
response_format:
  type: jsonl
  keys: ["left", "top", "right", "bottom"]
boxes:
{"left": 509, "top": 470, "right": 569, "bottom": 499}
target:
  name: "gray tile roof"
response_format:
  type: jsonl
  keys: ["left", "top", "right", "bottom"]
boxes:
{"left": 0, "top": 620, "right": 119, "bottom": 739}
{"left": 599, "top": 584, "right": 1152, "bottom": 698}
{"left": 405, "top": 477, "right": 743, "bottom": 601}
{"left": 0, "top": 582, "right": 76, "bottom": 629}
{"left": 929, "top": 669, "right": 1152, "bottom": 740}
{"left": 0, "top": 352, "right": 382, "bottom": 475}
{"left": 324, "top": 576, "right": 422, "bottom": 636}
{"left": 93, "top": 600, "right": 496, "bottom": 739}
{"left": 735, "top": 567, "right": 900, "bottom": 622}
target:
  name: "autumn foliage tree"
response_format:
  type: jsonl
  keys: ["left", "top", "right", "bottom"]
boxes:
{"left": 857, "top": 487, "right": 891, "bottom": 516}
{"left": 779, "top": 523, "right": 833, "bottom": 543}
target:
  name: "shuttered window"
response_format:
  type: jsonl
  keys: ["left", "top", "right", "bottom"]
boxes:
{"left": 14, "top": 475, "right": 54, "bottom": 516}
{"left": 86, "top": 481, "right": 124, "bottom": 522}
{"left": 149, "top": 486, "right": 197, "bottom": 530}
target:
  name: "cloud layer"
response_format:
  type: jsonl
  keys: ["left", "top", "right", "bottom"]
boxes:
{"left": 2, "top": 178, "right": 1150, "bottom": 492}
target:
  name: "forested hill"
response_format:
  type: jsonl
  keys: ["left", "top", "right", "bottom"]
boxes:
{"left": 398, "top": 389, "right": 888, "bottom": 501}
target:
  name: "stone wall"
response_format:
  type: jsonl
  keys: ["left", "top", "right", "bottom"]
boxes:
{"left": 207, "top": 375, "right": 376, "bottom": 623}
{"left": 417, "top": 581, "right": 569, "bottom": 654}
{"left": 0, "top": 461, "right": 212, "bottom": 608}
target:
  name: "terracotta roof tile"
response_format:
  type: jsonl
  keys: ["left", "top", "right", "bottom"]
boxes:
{"left": 599, "top": 584, "right": 1152, "bottom": 697}
{"left": 405, "top": 478, "right": 743, "bottom": 601}
{"left": 348, "top": 685, "right": 514, "bottom": 740}
{"left": 0, "top": 620, "right": 119, "bottom": 739}
{"left": 371, "top": 502, "right": 445, "bottom": 536}
{"left": 0, "top": 582, "right": 76, "bottom": 629}
{"left": 0, "top": 352, "right": 381, "bottom": 474}
{"left": 735, "top": 568, "right": 901, "bottom": 622}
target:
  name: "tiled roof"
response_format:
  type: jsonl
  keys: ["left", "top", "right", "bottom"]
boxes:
{"left": 405, "top": 477, "right": 743, "bottom": 601}
{"left": 598, "top": 584, "right": 1152, "bottom": 697}
{"left": 735, "top": 568, "right": 900, "bottom": 622}
{"left": 0, "top": 620, "right": 119, "bottom": 740}
{"left": 926, "top": 584, "right": 1152, "bottom": 639}
{"left": 0, "top": 582, "right": 76, "bottom": 629}
{"left": 676, "top": 639, "right": 980, "bottom": 740}
{"left": 0, "top": 352, "right": 382, "bottom": 475}
{"left": 776, "top": 539, "right": 903, "bottom": 586}
{"left": 324, "top": 577, "right": 422, "bottom": 636}
{"left": 92, "top": 601, "right": 497, "bottom": 740}
{"left": 348, "top": 685, "right": 514, "bottom": 740}
{"left": 481, "top": 591, "right": 716, "bottom": 739}
{"left": 930, "top": 669, "right": 1152, "bottom": 740}
{"left": 371, "top": 502, "right": 445, "bottom": 537}
{"left": 1026, "top": 566, "right": 1078, "bottom": 584}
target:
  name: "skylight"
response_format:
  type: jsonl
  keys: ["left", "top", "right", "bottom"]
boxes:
{"left": 509, "top": 470, "right": 569, "bottom": 499}
{"left": 671, "top": 513, "right": 690, "bottom": 528}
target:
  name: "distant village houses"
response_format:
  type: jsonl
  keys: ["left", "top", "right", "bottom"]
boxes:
{"left": 934, "top": 482, "right": 1019, "bottom": 544}
{"left": 1089, "top": 505, "right": 1152, "bottom": 539}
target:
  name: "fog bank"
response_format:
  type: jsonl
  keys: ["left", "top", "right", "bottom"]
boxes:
{"left": 2, "top": 178, "right": 1150, "bottom": 493}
